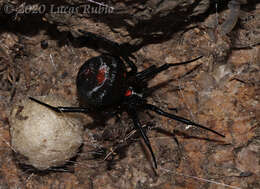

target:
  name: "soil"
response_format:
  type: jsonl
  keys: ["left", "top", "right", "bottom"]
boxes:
{"left": 0, "top": 1, "right": 259, "bottom": 189}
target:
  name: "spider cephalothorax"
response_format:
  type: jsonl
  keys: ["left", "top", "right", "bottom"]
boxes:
{"left": 29, "top": 30, "right": 225, "bottom": 169}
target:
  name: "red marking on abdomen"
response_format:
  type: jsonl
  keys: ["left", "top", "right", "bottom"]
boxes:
{"left": 97, "top": 67, "right": 106, "bottom": 84}
{"left": 125, "top": 89, "right": 132, "bottom": 97}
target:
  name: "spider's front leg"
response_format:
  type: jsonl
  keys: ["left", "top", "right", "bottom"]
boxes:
{"left": 136, "top": 56, "right": 203, "bottom": 81}
{"left": 144, "top": 103, "right": 225, "bottom": 138}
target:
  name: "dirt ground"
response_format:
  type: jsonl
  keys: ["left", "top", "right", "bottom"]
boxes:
{"left": 0, "top": 1, "right": 259, "bottom": 189}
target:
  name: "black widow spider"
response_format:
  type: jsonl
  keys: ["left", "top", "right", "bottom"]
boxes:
{"left": 29, "top": 29, "right": 225, "bottom": 169}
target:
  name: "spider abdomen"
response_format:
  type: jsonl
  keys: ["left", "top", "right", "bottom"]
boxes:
{"left": 76, "top": 54, "right": 127, "bottom": 109}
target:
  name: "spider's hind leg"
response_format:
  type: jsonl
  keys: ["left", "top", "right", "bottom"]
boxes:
{"left": 29, "top": 97, "right": 91, "bottom": 113}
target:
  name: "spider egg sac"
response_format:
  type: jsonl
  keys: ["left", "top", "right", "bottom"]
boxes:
{"left": 10, "top": 95, "right": 84, "bottom": 170}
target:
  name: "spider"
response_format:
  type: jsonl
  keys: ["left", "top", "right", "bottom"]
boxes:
{"left": 29, "top": 29, "right": 225, "bottom": 169}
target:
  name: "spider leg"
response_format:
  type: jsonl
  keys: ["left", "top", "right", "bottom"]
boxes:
{"left": 168, "top": 107, "right": 178, "bottom": 112}
{"left": 144, "top": 104, "right": 225, "bottom": 138}
{"left": 135, "top": 65, "right": 156, "bottom": 78}
{"left": 122, "top": 56, "right": 137, "bottom": 75}
{"left": 128, "top": 109, "right": 158, "bottom": 169}
{"left": 172, "top": 131, "right": 180, "bottom": 147}
{"left": 29, "top": 97, "right": 91, "bottom": 113}
{"left": 136, "top": 56, "right": 203, "bottom": 81}
{"left": 77, "top": 29, "right": 137, "bottom": 74}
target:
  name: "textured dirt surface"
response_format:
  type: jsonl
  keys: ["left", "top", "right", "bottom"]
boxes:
{"left": 0, "top": 1, "right": 259, "bottom": 189}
